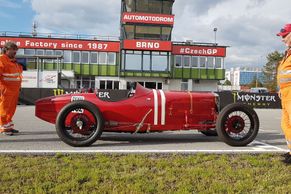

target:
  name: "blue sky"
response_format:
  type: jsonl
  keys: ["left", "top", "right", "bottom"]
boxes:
{"left": 0, "top": 0, "right": 34, "bottom": 32}
{"left": 0, "top": 0, "right": 290, "bottom": 67}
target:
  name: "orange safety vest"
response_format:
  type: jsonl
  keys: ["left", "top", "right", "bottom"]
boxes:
{"left": 0, "top": 54, "right": 23, "bottom": 130}
{"left": 0, "top": 54, "right": 23, "bottom": 89}
{"left": 277, "top": 49, "right": 291, "bottom": 89}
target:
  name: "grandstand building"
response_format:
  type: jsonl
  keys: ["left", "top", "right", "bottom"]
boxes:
{"left": 0, "top": 0, "right": 227, "bottom": 91}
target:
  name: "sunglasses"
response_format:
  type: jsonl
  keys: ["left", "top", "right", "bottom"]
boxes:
{"left": 281, "top": 29, "right": 290, "bottom": 38}
{"left": 280, "top": 28, "right": 287, "bottom": 33}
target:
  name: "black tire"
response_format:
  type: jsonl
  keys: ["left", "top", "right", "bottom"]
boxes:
{"left": 56, "top": 101, "right": 104, "bottom": 147}
{"left": 201, "top": 129, "right": 218, "bottom": 136}
{"left": 216, "top": 103, "right": 259, "bottom": 146}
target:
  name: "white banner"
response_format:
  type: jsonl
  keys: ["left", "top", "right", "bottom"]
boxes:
{"left": 21, "top": 71, "right": 58, "bottom": 88}
{"left": 39, "top": 71, "right": 58, "bottom": 88}
{"left": 21, "top": 71, "right": 38, "bottom": 88}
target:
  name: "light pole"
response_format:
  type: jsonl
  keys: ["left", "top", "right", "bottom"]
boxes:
{"left": 255, "top": 69, "right": 258, "bottom": 88}
{"left": 213, "top": 28, "right": 218, "bottom": 45}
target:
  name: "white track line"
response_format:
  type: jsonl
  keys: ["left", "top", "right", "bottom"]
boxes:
{"left": 250, "top": 140, "right": 287, "bottom": 151}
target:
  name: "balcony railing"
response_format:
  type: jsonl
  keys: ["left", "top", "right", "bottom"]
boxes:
{"left": 0, "top": 31, "right": 120, "bottom": 41}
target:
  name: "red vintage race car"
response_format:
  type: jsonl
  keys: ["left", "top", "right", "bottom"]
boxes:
{"left": 35, "top": 83, "right": 259, "bottom": 147}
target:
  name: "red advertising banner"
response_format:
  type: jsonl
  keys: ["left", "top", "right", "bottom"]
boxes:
{"left": 122, "top": 12, "right": 174, "bottom": 25}
{"left": 0, "top": 37, "right": 120, "bottom": 52}
{"left": 123, "top": 40, "right": 172, "bottom": 51}
{"left": 172, "top": 45, "right": 226, "bottom": 57}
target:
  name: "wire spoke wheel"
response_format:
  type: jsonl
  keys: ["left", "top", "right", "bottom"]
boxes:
{"left": 216, "top": 103, "right": 259, "bottom": 146}
{"left": 224, "top": 112, "right": 251, "bottom": 140}
{"left": 56, "top": 101, "right": 104, "bottom": 147}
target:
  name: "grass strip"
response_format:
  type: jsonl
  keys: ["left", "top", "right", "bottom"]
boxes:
{"left": 0, "top": 153, "right": 290, "bottom": 193}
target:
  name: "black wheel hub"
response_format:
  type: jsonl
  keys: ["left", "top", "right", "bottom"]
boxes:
{"left": 227, "top": 116, "right": 245, "bottom": 133}
{"left": 70, "top": 114, "right": 93, "bottom": 135}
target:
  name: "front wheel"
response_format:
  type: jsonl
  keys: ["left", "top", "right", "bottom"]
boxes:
{"left": 56, "top": 101, "right": 104, "bottom": 147}
{"left": 216, "top": 103, "right": 259, "bottom": 146}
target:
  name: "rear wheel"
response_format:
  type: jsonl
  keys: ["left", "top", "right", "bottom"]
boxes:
{"left": 216, "top": 103, "right": 259, "bottom": 146}
{"left": 56, "top": 101, "right": 104, "bottom": 147}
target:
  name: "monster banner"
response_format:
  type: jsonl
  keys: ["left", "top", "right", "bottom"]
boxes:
{"left": 217, "top": 91, "right": 281, "bottom": 109}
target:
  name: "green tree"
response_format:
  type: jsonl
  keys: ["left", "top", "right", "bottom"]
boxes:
{"left": 262, "top": 51, "right": 284, "bottom": 92}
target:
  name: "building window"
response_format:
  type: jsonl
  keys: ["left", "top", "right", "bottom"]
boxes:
{"left": 207, "top": 57, "right": 214, "bottom": 68}
{"left": 200, "top": 57, "right": 206, "bottom": 68}
{"left": 148, "top": 0, "right": 162, "bottom": 14}
{"left": 100, "top": 80, "right": 106, "bottom": 89}
{"left": 45, "top": 50, "right": 54, "bottom": 63}
{"left": 99, "top": 52, "right": 107, "bottom": 64}
{"left": 45, "top": 50, "right": 54, "bottom": 56}
{"left": 99, "top": 80, "right": 120, "bottom": 89}
{"left": 181, "top": 79, "right": 188, "bottom": 91}
{"left": 145, "top": 81, "right": 156, "bottom": 89}
{"left": 162, "top": 1, "right": 172, "bottom": 14}
{"left": 215, "top": 57, "right": 223, "bottom": 69}
{"left": 125, "top": 51, "right": 142, "bottom": 70}
{"left": 183, "top": 56, "right": 190, "bottom": 68}
{"left": 123, "top": 50, "right": 169, "bottom": 72}
{"left": 72, "top": 51, "right": 80, "bottom": 63}
{"left": 125, "top": 0, "right": 135, "bottom": 12}
{"left": 135, "top": 25, "right": 161, "bottom": 39}
{"left": 143, "top": 51, "right": 151, "bottom": 71}
{"left": 81, "top": 52, "right": 89, "bottom": 64}
{"left": 161, "top": 27, "right": 171, "bottom": 41}
{"left": 90, "top": 52, "right": 98, "bottom": 64}
{"left": 64, "top": 51, "right": 72, "bottom": 63}
{"left": 128, "top": 81, "right": 162, "bottom": 89}
{"left": 152, "top": 52, "right": 168, "bottom": 71}
{"left": 107, "top": 52, "right": 116, "bottom": 65}
{"left": 24, "top": 49, "right": 35, "bottom": 55}
{"left": 124, "top": 25, "right": 134, "bottom": 39}
{"left": 54, "top": 50, "right": 63, "bottom": 63}
{"left": 55, "top": 50, "right": 63, "bottom": 56}
{"left": 36, "top": 50, "right": 44, "bottom": 55}
{"left": 175, "top": 55, "right": 182, "bottom": 67}
{"left": 76, "top": 76, "right": 95, "bottom": 89}
{"left": 17, "top": 49, "right": 24, "bottom": 55}
{"left": 113, "top": 81, "right": 120, "bottom": 89}
{"left": 136, "top": 0, "right": 149, "bottom": 13}
{"left": 191, "top": 56, "right": 199, "bottom": 68}
{"left": 125, "top": 0, "right": 173, "bottom": 14}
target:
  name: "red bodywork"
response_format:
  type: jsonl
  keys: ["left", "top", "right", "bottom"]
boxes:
{"left": 35, "top": 84, "right": 218, "bottom": 133}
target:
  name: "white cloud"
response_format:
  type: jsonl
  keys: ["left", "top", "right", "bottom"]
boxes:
{"left": 28, "top": 0, "right": 291, "bottom": 68}
{"left": 172, "top": 0, "right": 291, "bottom": 67}
{"left": 30, "top": 0, "right": 120, "bottom": 36}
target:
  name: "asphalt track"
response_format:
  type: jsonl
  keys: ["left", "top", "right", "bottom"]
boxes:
{"left": 0, "top": 106, "right": 288, "bottom": 154}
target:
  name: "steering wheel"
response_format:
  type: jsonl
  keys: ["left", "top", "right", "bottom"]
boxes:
{"left": 127, "top": 82, "right": 136, "bottom": 97}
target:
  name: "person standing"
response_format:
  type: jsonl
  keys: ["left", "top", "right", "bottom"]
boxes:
{"left": 0, "top": 42, "right": 23, "bottom": 136}
{"left": 276, "top": 24, "right": 291, "bottom": 164}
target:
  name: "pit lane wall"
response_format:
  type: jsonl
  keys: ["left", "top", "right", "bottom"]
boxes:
{"left": 19, "top": 88, "right": 281, "bottom": 109}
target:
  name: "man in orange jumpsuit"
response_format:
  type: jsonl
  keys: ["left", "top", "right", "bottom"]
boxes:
{"left": 277, "top": 24, "right": 291, "bottom": 164}
{"left": 0, "top": 42, "right": 23, "bottom": 136}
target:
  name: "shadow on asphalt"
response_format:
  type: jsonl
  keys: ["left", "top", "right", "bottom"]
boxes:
{"left": 0, "top": 138, "right": 59, "bottom": 143}
{"left": 0, "top": 131, "right": 286, "bottom": 148}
